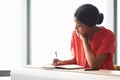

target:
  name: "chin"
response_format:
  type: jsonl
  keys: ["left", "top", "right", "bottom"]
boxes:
{"left": 79, "top": 32, "right": 85, "bottom": 35}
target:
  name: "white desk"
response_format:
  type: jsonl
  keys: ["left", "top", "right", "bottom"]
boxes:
{"left": 11, "top": 67, "right": 120, "bottom": 80}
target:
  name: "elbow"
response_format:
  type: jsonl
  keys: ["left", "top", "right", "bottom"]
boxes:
{"left": 89, "top": 63, "right": 99, "bottom": 69}
{"left": 89, "top": 65, "right": 97, "bottom": 69}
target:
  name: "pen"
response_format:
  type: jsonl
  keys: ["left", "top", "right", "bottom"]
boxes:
{"left": 55, "top": 51, "right": 57, "bottom": 58}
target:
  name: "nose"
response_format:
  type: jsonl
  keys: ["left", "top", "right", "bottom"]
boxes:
{"left": 75, "top": 27, "right": 79, "bottom": 33}
{"left": 75, "top": 26, "right": 77, "bottom": 29}
{"left": 75, "top": 25, "right": 80, "bottom": 29}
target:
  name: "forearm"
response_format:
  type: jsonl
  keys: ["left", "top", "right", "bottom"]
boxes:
{"left": 61, "top": 57, "right": 76, "bottom": 65}
{"left": 83, "top": 40, "right": 97, "bottom": 68}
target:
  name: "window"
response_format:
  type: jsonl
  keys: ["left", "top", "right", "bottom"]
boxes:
{"left": 117, "top": 0, "right": 120, "bottom": 65}
{"left": 0, "top": 0, "right": 27, "bottom": 70}
{"left": 30, "top": 0, "right": 113, "bottom": 66}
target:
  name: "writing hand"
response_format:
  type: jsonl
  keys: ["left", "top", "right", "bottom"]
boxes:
{"left": 52, "top": 58, "right": 62, "bottom": 66}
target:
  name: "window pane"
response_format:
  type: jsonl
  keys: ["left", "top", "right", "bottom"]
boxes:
{"left": 117, "top": 0, "right": 120, "bottom": 65}
{"left": 31, "top": 0, "right": 111, "bottom": 66}
{"left": 0, "top": 0, "right": 26, "bottom": 69}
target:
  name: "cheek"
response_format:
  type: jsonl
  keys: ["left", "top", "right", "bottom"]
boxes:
{"left": 78, "top": 27, "right": 86, "bottom": 34}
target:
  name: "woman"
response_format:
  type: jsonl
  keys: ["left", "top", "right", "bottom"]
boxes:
{"left": 52, "top": 4, "right": 116, "bottom": 70}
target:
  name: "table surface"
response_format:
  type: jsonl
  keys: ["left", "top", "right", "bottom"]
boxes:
{"left": 11, "top": 66, "right": 120, "bottom": 80}
{"left": 21, "top": 65, "right": 120, "bottom": 76}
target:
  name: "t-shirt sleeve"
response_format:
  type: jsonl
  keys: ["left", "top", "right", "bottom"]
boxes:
{"left": 97, "top": 34, "right": 116, "bottom": 55}
{"left": 70, "top": 30, "right": 76, "bottom": 56}
{"left": 70, "top": 35, "right": 75, "bottom": 56}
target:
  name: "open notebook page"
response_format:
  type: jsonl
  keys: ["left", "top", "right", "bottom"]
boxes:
{"left": 23, "top": 64, "right": 84, "bottom": 70}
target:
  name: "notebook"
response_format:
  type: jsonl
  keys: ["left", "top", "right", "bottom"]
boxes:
{"left": 42, "top": 64, "right": 84, "bottom": 69}
{"left": 55, "top": 64, "right": 84, "bottom": 69}
{"left": 23, "top": 64, "right": 84, "bottom": 70}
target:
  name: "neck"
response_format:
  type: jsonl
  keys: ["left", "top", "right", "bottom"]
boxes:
{"left": 86, "top": 26, "right": 100, "bottom": 41}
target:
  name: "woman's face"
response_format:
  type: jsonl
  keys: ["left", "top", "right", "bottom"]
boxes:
{"left": 74, "top": 17, "right": 89, "bottom": 35}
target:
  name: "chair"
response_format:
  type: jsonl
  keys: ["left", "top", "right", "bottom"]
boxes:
{"left": 114, "top": 65, "right": 120, "bottom": 70}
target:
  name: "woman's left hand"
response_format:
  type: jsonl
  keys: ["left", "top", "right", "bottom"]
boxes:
{"left": 76, "top": 32, "right": 87, "bottom": 41}
{"left": 79, "top": 34, "right": 87, "bottom": 41}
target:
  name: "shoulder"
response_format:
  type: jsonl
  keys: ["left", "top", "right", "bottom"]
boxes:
{"left": 93, "top": 26, "right": 116, "bottom": 43}
{"left": 100, "top": 27, "right": 116, "bottom": 39}
{"left": 99, "top": 27, "right": 116, "bottom": 43}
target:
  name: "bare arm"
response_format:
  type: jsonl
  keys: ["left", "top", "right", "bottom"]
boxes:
{"left": 80, "top": 34, "right": 109, "bottom": 69}
{"left": 61, "top": 57, "right": 76, "bottom": 65}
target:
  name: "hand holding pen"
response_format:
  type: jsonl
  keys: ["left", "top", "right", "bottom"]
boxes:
{"left": 52, "top": 52, "right": 63, "bottom": 66}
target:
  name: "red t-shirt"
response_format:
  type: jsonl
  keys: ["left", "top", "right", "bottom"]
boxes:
{"left": 71, "top": 27, "right": 116, "bottom": 70}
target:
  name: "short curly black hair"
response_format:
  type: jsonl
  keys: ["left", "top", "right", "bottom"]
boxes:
{"left": 74, "top": 4, "right": 104, "bottom": 27}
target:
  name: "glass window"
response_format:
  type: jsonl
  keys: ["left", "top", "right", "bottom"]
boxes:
{"left": 31, "top": 0, "right": 114, "bottom": 66}
{"left": 117, "top": 0, "right": 120, "bottom": 65}
{"left": 0, "top": 0, "right": 27, "bottom": 70}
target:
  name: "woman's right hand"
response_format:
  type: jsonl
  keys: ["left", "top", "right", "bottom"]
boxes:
{"left": 52, "top": 58, "right": 62, "bottom": 66}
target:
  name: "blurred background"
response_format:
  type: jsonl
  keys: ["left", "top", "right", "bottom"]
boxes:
{"left": 0, "top": 0, "right": 119, "bottom": 79}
